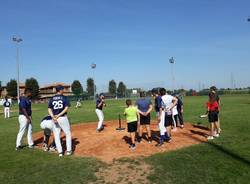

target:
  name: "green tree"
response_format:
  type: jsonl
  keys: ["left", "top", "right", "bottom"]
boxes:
{"left": 71, "top": 80, "right": 83, "bottom": 96}
{"left": 108, "top": 80, "right": 117, "bottom": 95}
{"left": 0, "top": 81, "right": 2, "bottom": 96}
{"left": 117, "top": 82, "right": 126, "bottom": 98}
{"left": 87, "top": 78, "right": 95, "bottom": 96}
{"left": 25, "top": 77, "right": 40, "bottom": 99}
{"left": 6, "top": 79, "right": 17, "bottom": 98}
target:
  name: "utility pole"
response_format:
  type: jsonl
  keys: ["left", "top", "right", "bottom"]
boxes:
{"left": 12, "top": 36, "right": 23, "bottom": 103}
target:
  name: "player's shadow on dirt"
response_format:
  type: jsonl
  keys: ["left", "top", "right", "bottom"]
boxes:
{"left": 193, "top": 125, "right": 210, "bottom": 131}
{"left": 122, "top": 131, "right": 160, "bottom": 145}
{"left": 61, "top": 137, "right": 80, "bottom": 152}
{"left": 190, "top": 130, "right": 209, "bottom": 138}
{"left": 34, "top": 137, "right": 44, "bottom": 146}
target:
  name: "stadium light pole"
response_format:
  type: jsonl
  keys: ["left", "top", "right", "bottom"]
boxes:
{"left": 91, "top": 63, "right": 96, "bottom": 100}
{"left": 169, "top": 57, "right": 175, "bottom": 92}
{"left": 12, "top": 36, "right": 23, "bottom": 103}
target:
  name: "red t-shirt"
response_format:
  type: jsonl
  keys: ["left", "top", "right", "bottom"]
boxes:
{"left": 206, "top": 101, "right": 219, "bottom": 111}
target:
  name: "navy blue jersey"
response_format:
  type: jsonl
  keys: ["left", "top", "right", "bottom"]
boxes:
{"left": 176, "top": 97, "right": 183, "bottom": 111}
{"left": 48, "top": 95, "right": 70, "bottom": 116}
{"left": 96, "top": 98, "right": 104, "bottom": 110}
{"left": 155, "top": 96, "right": 162, "bottom": 112}
{"left": 42, "top": 115, "right": 52, "bottom": 122}
{"left": 19, "top": 97, "right": 32, "bottom": 116}
{"left": 3, "top": 101, "right": 11, "bottom": 107}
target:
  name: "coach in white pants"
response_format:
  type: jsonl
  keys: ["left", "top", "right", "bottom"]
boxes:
{"left": 48, "top": 85, "right": 72, "bottom": 157}
{"left": 3, "top": 97, "right": 11, "bottom": 119}
{"left": 95, "top": 93, "right": 106, "bottom": 132}
{"left": 16, "top": 89, "right": 34, "bottom": 150}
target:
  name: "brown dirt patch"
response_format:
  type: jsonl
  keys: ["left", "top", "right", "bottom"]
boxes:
{"left": 33, "top": 121, "right": 209, "bottom": 163}
{"left": 91, "top": 159, "right": 152, "bottom": 184}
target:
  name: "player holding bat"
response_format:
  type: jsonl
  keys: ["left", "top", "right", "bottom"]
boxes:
{"left": 96, "top": 93, "right": 106, "bottom": 132}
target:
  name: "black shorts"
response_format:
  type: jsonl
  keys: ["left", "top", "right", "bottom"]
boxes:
{"left": 127, "top": 121, "right": 138, "bottom": 133}
{"left": 165, "top": 114, "right": 173, "bottom": 127}
{"left": 140, "top": 114, "right": 151, "bottom": 125}
{"left": 208, "top": 111, "right": 219, "bottom": 123}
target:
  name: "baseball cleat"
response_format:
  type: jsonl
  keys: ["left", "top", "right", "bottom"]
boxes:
{"left": 66, "top": 151, "right": 73, "bottom": 156}
{"left": 43, "top": 144, "right": 49, "bottom": 152}
{"left": 129, "top": 144, "right": 136, "bottom": 150}
{"left": 49, "top": 147, "right": 57, "bottom": 152}
{"left": 59, "top": 153, "right": 63, "bottom": 157}
{"left": 214, "top": 134, "right": 220, "bottom": 138}
{"left": 15, "top": 146, "right": 22, "bottom": 151}
{"left": 28, "top": 145, "right": 35, "bottom": 149}
{"left": 155, "top": 142, "right": 164, "bottom": 147}
{"left": 180, "top": 125, "right": 184, "bottom": 129}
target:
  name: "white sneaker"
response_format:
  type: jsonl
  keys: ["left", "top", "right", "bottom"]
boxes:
{"left": 207, "top": 136, "right": 214, "bottom": 140}
{"left": 214, "top": 134, "right": 220, "bottom": 138}
{"left": 59, "top": 153, "right": 63, "bottom": 157}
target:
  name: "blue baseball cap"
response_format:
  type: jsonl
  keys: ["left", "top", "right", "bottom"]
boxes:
{"left": 56, "top": 85, "right": 64, "bottom": 92}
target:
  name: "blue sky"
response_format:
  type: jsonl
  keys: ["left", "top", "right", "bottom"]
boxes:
{"left": 0, "top": 0, "right": 250, "bottom": 92}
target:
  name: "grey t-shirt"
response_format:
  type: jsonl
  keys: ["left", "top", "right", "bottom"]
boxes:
{"left": 136, "top": 98, "right": 152, "bottom": 112}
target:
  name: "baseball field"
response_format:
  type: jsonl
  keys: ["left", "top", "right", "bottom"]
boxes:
{"left": 0, "top": 94, "right": 250, "bottom": 184}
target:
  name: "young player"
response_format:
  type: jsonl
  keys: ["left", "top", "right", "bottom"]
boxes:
{"left": 209, "top": 86, "right": 221, "bottom": 134}
{"left": 136, "top": 92, "right": 153, "bottom": 143}
{"left": 124, "top": 99, "right": 140, "bottom": 150}
{"left": 151, "top": 88, "right": 162, "bottom": 118}
{"left": 75, "top": 98, "right": 82, "bottom": 108}
{"left": 156, "top": 88, "right": 178, "bottom": 147}
{"left": 16, "top": 89, "right": 34, "bottom": 150}
{"left": 48, "top": 85, "right": 72, "bottom": 157}
{"left": 95, "top": 93, "right": 106, "bottom": 132}
{"left": 174, "top": 94, "right": 184, "bottom": 128}
{"left": 40, "top": 115, "right": 56, "bottom": 152}
{"left": 3, "top": 97, "right": 11, "bottom": 119}
{"left": 172, "top": 104, "right": 178, "bottom": 131}
{"left": 206, "top": 92, "right": 220, "bottom": 140}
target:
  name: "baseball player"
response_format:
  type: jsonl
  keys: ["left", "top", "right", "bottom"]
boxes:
{"left": 172, "top": 104, "right": 178, "bottom": 131}
{"left": 40, "top": 115, "right": 56, "bottom": 152}
{"left": 156, "top": 88, "right": 178, "bottom": 147}
{"left": 173, "top": 94, "right": 184, "bottom": 129}
{"left": 16, "top": 89, "right": 34, "bottom": 150}
{"left": 95, "top": 93, "right": 106, "bottom": 132}
{"left": 75, "top": 98, "right": 82, "bottom": 108}
{"left": 48, "top": 85, "right": 72, "bottom": 157}
{"left": 3, "top": 97, "right": 11, "bottom": 119}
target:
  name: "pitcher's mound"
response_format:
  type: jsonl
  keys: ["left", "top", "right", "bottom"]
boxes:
{"left": 34, "top": 121, "right": 209, "bottom": 163}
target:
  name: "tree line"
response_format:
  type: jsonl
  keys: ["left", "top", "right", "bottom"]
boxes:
{"left": 2, "top": 78, "right": 127, "bottom": 99}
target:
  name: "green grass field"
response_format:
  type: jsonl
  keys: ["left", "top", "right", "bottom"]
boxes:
{"left": 0, "top": 95, "right": 250, "bottom": 184}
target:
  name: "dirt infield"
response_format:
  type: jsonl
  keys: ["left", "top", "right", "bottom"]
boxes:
{"left": 34, "top": 121, "right": 210, "bottom": 163}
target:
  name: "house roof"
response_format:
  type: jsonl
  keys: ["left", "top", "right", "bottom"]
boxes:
{"left": 40, "top": 82, "right": 71, "bottom": 90}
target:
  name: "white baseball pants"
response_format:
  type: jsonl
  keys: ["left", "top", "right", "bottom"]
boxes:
{"left": 4, "top": 107, "right": 10, "bottom": 118}
{"left": 53, "top": 116, "right": 72, "bottom": 154}
{"left": 16, "top": 115, "right": 34, "bottom": 147}
{"left": 40, "top": 120, "right": 54, "bottom": 131}
{"left": 159, "top": 112, "right": 167, "bottom": 136}
{"left": 95, "top": 109, "right": 104, "bottom": 130}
